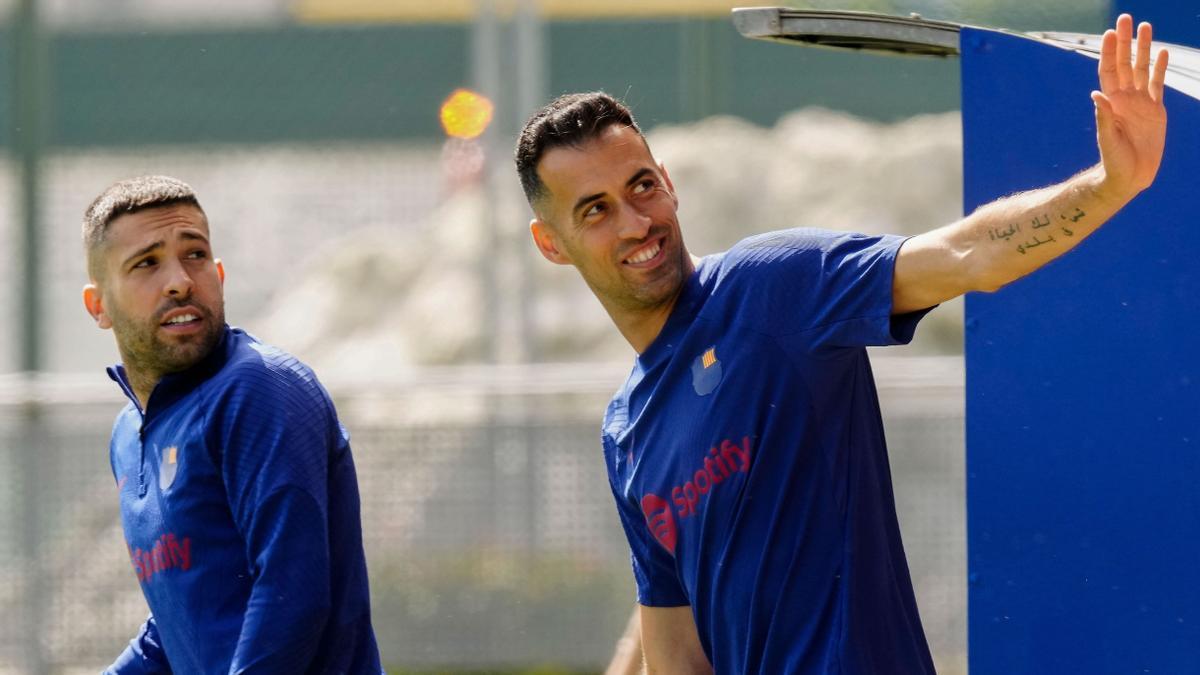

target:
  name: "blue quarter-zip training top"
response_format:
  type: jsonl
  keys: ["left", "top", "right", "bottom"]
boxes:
{"left": 104, "top": 326, "right": 382, "bottom": 674}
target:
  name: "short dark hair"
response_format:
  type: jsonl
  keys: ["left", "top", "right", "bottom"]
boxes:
{"left": 515, "top": 91, "right": 642, "bottom": 206}
{"left": 82, "top": 175, "right": 205, "bottom": 280}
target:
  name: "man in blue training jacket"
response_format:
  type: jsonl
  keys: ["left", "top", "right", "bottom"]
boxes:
{"left": 81, "top": 175, "right": 383, "bottom": 674}
{"left": 518, "top": 15, "right": 1168, "bottom": 674}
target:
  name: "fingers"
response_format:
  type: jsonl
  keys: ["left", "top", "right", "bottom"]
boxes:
{"left": 1098, "top": 29, "right": 1119, "bottom": 94}
{"left": 1100, "top": 15, "right": 1167, "bottom": 99}
{"left": 1116, "top": 13, "right": 1134, "bottom": 89}
{"left": 1150, "top": 48, "right": 1169, "bottom": 102}
{"left": 1092, "top": 90, "right": 1114, "bottom": 133}
{"left": 1134, "top": 21, "right": 1152, "bottom": 90}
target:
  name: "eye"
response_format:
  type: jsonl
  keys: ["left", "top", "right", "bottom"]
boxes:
{"left": 132, "top": 257, "right": 156, "bottom": 270}
{"left": 632, "top": 179, "right": 654, "bottom": 195}
{"left": 584, "top": 202, "right": 606, "bottom": 219}
{"left": 186, "top": 249, "right": 208, "bottom": 260}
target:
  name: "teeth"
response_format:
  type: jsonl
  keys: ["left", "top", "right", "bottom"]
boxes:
{"left": 627, "top": 241, "right": 661, "bottom": 265}
{"left": 165, "top": 314, "right": 198, "bottom": 325}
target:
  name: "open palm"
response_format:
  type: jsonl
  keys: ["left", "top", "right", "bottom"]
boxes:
{"left": 1093, "top": 14, "right": 1169, "bottom": 196}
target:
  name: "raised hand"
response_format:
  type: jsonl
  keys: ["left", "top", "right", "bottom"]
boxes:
{"left": 1093, "top": 14, "right": 1169, "bottom": 198}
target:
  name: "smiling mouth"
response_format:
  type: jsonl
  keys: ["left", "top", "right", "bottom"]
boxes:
{"left": 161, "top": 312, "right": 201, "bottom": 327}
{"left": 624, "top": 239, "right": 662, "bottom": 265}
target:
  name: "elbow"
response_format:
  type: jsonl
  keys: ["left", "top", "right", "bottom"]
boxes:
{"left": 275, "top": 586, "right": 332, "bottom": 640}
{"left": 285, "top": 599, "right": 332, "bottom": 654}
{"left": 297, "top": 596, "right": 333, "bottom": 631}
{"left": 973, "top": 275, "right": 1006, "bottom": 294}
{"left": 964, "top": 249, "right": 1008, "bottom": 294}
{"left": 973, "top": 267, "right": 1017, "bottom": 294}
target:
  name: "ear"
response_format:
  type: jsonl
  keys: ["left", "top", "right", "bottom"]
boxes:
{"left": 83, "top": 284, "right": 112, "bottom": 330}
{"left": 215, "top": 258, "right": 225, "bottom": 284}
{"left": 531, "top": 217, "right": 571, "bottom": 265}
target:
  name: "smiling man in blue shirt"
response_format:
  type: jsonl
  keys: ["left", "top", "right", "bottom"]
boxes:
{"left": 82, "top": 175, "right": 382, "bottom": 674}
{"left": 519, "top": 15, "right": 1168, "bottom": 674}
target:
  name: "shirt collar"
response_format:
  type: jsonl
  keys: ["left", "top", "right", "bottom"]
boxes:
{"left": 638, "top": 262, "right": 706, "bottom": 368}
{"left": 107, "top": 325, "right": 235, "bottom": 418}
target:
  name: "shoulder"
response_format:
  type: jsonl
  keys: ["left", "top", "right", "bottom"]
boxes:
{"left": 688, "top": 228, "right": 839, "bottom": 298}
{"left": 109, "top": 403, "right": 142, "bottom": 447}
{"left": 716, "top": 228, "right": 904, "bottom": 282}
{"left": 208, "top": 329, "right": 335, "bottom": 420}
{"left": 113, "top": 402, "right": 140, "bottom": 429}
{"left": 727, "top": 227, "right": 881, "bottom": 259}
{"left": 602, "top": 386, "right": 630, "bottom": 442}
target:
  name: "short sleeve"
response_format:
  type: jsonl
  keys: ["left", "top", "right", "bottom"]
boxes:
{"left": 603, "top": 437, "right": 690, "bottom": 607}
{"left": 719, "top": 228, "right": 932, "bottom": 351}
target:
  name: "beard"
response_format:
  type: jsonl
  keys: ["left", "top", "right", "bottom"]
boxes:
{"left": 605, "top": 236, "right": 690, "bottom": 312}
{"left": 109, "top": 297, "right": 226, "bottom": 379}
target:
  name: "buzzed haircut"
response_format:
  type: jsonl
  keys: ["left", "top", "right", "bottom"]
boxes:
{"left": 82, "top": 175, "right": 205, "bottom": 280}
{"left": 514, "top": 91, "right": 643, "bottom": 206}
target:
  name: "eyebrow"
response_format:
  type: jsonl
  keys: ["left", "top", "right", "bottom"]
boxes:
{"left": 571, "top": 191, "right": 606, "bottom": 220}
{"left": 181, "top": 230, "right": 209, "bottom": 245}
{"left": 626, "top": 168, "right": 655, "bottom": 189}
{"left": 120, "top": 230, "right": 210, "bottom": 269}
{"left": 122, "top": 240, "right": 164, "bottom": 269}
{"left": 570, "top": 167, "right": 657, "bottom": 221}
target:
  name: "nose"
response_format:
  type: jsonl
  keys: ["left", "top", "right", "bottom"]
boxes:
{"left": 162, "top": 258, "right": 194, "bottom": 299}
{"left": 616, "top": 200, "right": 653, "bottom": 240}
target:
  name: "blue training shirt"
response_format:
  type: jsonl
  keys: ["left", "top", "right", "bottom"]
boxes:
{"left": 603, "top": 229, "right": 936, "bottom": 674}
{"left": 104, "top": 326, "right": 382, "bottom": 675}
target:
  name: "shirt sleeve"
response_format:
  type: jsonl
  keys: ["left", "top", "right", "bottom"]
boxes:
{"left": 207, "top": 359, "right": 341, "bottom": 674}
{"left": 103, "top": 615, "right": 171, "bottom": 675}
{"left": 604, "top": 437, "right": 690, "bottom": 608}
{"left": 722, "top": 228, "right": 932, "bottom": 352}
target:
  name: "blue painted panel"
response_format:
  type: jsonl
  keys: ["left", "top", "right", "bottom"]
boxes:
{"left": 1114, "top": 0, "right": 1200, "bottom": 48}
{"left": 963, "top": 27, "right": 1200, "bottom": 674}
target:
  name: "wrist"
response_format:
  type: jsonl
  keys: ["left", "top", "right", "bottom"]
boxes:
{"left": 1088, "top": 164, "right": 1138, "bottom": 210}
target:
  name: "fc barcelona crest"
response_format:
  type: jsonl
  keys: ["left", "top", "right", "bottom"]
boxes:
{"left": 691, "top": 346, "right": 722, "bottom": 396}
{"left": 159, "top": 445, "right": 179, "bottom": 490}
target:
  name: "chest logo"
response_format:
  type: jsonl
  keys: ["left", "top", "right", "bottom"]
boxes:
{"left": 159, "top": 445, "right": 179, "bottom": 491}
{"left": 639, "top": 436, "right": 755, "bottom": 555}
{"left": 641, "top": 494, "right": 678, "bottom": 554}
{"left": 128, "top": 533, "right": 192, "bottom": 582}
{"left": 690, "top": 346, "right": 722, "bottom": 396}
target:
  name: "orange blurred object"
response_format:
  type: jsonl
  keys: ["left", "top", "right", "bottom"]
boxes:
{"left": 440, "top": 89, "right": 495, "bottom": 140}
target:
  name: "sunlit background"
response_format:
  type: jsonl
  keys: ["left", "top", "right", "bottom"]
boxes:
{"left": 0, "top": 1, "right": 1129, "bottom": 673}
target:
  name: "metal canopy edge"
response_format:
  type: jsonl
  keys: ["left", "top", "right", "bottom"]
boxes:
{"left": 1031, "top": 31, "right": 1200, "bottom": 99}
{"left": 731, "top": 8, "right": 1199, "bottom": 99}
{"left": 731, "top": 7, "right": 962, "bottom": 57}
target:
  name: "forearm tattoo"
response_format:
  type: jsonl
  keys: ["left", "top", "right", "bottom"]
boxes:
{"left": 995, "top": 207, "right": 1087, "bottom": 254}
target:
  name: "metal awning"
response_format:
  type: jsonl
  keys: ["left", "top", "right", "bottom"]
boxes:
{"left": 731, "top": 7, "right": 963, "bottom": 57}
{"left": 1030, "top": 31, "right": 1200, "bottom": 99}
{"left": 732, "top": 7, "right": 1200, "bottom": 98}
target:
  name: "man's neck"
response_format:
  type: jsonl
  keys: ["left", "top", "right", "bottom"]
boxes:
{"left": 607, "top": 255, "right": 699, "bottom": 354}
{"left": 610, "top": 301, "right": 679, "bottom": 354}
{"left": 121, "top": 364, "right": 159, "bottom": 412}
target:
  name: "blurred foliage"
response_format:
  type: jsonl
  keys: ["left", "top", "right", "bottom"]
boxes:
{"left": 787, "top": 0, "right": 1110, "bottom": 33}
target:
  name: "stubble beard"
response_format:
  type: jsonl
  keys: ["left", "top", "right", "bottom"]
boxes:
{"left": 110, "top": 298, "right": 226, "bottom": 381}
{"left": 608, "top": 239, "right": 689, "bottom": 313}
